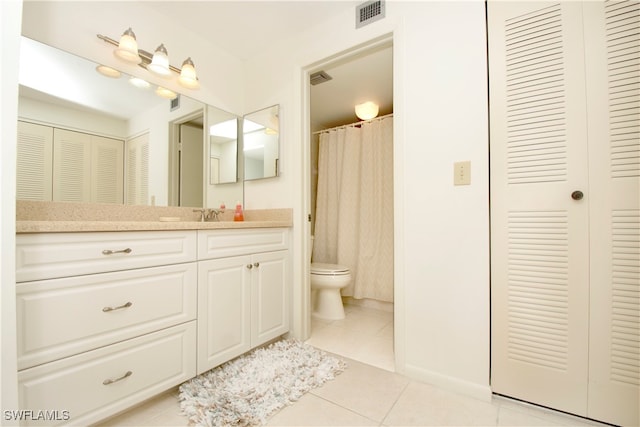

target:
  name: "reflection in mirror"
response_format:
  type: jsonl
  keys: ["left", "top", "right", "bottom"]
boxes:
{"left": 243, "top": 105, "right": 280, "bottom": 181}
{"left": 15, "top": 36, "right": 242, "bottom": 208}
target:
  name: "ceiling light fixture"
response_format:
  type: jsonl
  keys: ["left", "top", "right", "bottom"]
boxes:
{"left": 155, "top": 86, "right": 178, "bottom": 100}
{"left": 95, "top": 65, "right": 121, "bottom": 78}
{"left": 97, "top": 29, "right": 200, "bottom": 90}
{"left": 355, "top": 101, "right": 379, "bottom": 120}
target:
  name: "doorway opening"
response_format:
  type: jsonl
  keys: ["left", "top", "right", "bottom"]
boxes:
{"left": 305, "top": 37, "right": 395, "bottom": 372}
{"left": 168, "top": 110, "right": 204, "bottom": 207}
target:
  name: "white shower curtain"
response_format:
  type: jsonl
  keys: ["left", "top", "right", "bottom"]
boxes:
{"left": 313, "top": 116, "right": 394, "bottom": 302}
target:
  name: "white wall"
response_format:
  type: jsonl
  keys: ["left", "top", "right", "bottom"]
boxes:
{"left": 18, "top": 96, "right": 128, "bottom": 138}
{"left": 1, "top": 0, "right": 21, "bottom": 418}
{"left": 244, "top": 1, "right": 490, "bottom": 399}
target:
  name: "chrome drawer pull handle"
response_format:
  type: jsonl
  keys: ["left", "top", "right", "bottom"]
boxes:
{"left": 102, "top": 302, "right": 133, "bottom": 312}
{"left": 103, "top": 370, "right": 132, "bottom": 385}
{"left": 102, "top": 248, "right": 132, "bottom": 255}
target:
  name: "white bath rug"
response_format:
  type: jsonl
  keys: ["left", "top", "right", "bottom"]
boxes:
{"left": 178, "top": 339, "right": 347, "bottom": 426}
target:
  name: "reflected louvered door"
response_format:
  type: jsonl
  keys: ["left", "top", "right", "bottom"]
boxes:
{"left": 16, "top": 121, "right": 53, "bottom": 201}
{"left": 490, "top": 1, "right": 640, "bottom": 425}
{"left": 53, "top": 128, "right": 92, "bottom": 202}
{"left": 488, "top": 0, "right": 590, "bottom": 416}
{"left": 91, "top": 135, "right": 123, "bottom": 204}
{"left": 125, "top": 133, "right": 149, "bottom": 205}
{"left": 584, "top": 1, "right": 639, "bottom": 426}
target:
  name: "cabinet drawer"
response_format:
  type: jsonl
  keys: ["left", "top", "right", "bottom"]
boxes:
{"left": 17, "top": 321, "right": 196, "bottom": 426}
{"left": 198, "top": 228, "right": 288, "bottom": 260}
{"left": 16, "top": 230, "right": 197, "bottom": 282}
{"left": 17, "top": 263, "right": 197, "bottom": 370}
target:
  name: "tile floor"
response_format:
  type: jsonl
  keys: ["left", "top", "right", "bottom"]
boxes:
{"left": 100, "top": 305, "right": 609, "bottom": 427}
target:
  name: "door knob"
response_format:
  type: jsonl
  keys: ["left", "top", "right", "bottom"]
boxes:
{"left": 571, "top": 190, "right": 584, "bottom": 200}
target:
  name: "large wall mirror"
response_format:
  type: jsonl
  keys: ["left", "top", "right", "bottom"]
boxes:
{"left": 16, "top": 36, "right": 242, "bottom": 208}
{"left": 243, "top": 105, "right": 280, "bottom": 181}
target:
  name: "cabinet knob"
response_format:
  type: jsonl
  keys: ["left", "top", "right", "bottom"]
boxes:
{"left": 571, "top": 190, "right": 584, "bottom": 200}
{"left": 253, "top": 262, "right": 260, "bottom": 268}
{"left": 246, "top": 264, "right": 253, "bottom": 269}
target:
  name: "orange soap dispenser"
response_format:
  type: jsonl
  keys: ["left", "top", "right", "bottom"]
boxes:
{"left": 234, "top": 201, "right": 244, "bottom": 222}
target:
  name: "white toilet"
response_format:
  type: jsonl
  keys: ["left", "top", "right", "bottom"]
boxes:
{"left": 310, "top": 236, "right": 351, "bottom": 320}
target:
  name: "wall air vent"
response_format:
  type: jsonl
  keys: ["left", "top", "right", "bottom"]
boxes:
{"left": 310, "top": 70, "right": 333, "bottom": 86}
{"left": 170, "top": 94, "right": 180, "bottom": 111}
{"left": 356, "top": 0, "right": 385, "bottom": 29}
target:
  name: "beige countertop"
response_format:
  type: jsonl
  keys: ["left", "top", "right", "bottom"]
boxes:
{"left": 16, "top": 201, "right": 292, "bottom": 233}
{"left": 16, "top": 219, "right": 292, "bottom": 233}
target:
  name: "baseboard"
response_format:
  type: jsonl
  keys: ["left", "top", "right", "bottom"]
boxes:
{"left": 403, "top": 364, "right": 492, "bottom": 402}
{"left": 342, "top": 297, "right": 394, "bottom": 312}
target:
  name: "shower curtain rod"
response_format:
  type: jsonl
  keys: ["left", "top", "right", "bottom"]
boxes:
{"left": 312, "top": 113, "right": 393, "bottom": 135}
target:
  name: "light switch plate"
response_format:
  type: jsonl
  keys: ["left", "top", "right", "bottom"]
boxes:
{"left": 454, "top": 161, "right": 471, "bottom": 186}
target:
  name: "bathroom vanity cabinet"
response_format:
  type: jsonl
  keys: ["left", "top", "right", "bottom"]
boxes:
{"left": 14, "top": 225, "right": 290, "bottom": 426}
{"left": 196, "top": 228, "right": 290, "bottom": 373}
{"left": 15, "top": 230, "right": 198, "bottom": 426}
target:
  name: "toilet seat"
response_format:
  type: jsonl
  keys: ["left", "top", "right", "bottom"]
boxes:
{"left": 311, "top": 262, "right": 350, "bottom": 275}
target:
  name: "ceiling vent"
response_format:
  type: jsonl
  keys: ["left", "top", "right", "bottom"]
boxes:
{"left": 310, "top": 70, "right": 333, "bottom": 86}
{"left": 356, "top": 0, "right": 385, "bottom": 29}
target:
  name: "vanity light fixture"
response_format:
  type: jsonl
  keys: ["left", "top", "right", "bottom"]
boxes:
{"left": 355, "top": 101, "right": 379, "bottom": 120}
{"left": 97, "top": 29, "right": 200, "bottom": 90}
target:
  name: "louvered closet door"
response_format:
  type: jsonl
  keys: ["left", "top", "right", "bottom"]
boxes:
{"left": 584, "top": 1, "right": 639, "bottom": 426}
{"left": 490, "top": 2, "right": 640, "bottom": 425}
{"left": 489, "top": 1, "right": 591, "bottom": 417}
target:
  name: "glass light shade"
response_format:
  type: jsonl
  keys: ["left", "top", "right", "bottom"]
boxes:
{"left": 147, "top": 44, "right": 171, "bottom": 77}
{"left": 114, "top": 28, "right": 141, "bottom": 64}
{"left": 178, "top": 57, "right": 200, "bottom": 89}
{"left": 95, "top": 65, "right": 121, "bottom": 78}
{"left": 355, "top": 101, "right": 379, "bottom": 120}
{"left": 155, "top": 86, "right": 177, "bottom": 99}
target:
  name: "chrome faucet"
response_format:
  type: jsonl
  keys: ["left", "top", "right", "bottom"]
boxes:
{"left": 193, "top": 209, "right": 206, "bottom": 222}
{"left": 205, "top": 208, "right": 224, "bottom": 222}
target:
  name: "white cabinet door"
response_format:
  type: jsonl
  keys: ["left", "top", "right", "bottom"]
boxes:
{"left": 251, "top": 250, "right": 289, "bottom": 347}
{"left": 16, "top": 121, "right": 53, "bottom": 201}
{"left": 197, "top": 255, "right": 251, "bottom": 374}
{"left": 197, "top": 249, "right": 290, "bottom": 374}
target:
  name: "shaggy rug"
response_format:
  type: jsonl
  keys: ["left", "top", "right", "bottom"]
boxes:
{"left": 178, "top": 339, "right": 347, "bottom": 426}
